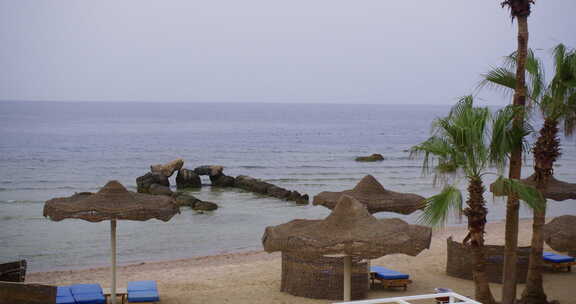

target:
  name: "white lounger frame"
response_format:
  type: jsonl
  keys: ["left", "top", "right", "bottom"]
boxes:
{"left": 334, "top": 292, "right": 482, "bottom": 304}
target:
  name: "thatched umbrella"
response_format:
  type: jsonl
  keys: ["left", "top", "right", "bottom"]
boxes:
{"left": 490, "top": 174, "right": 576, "bottom": 201}
{"left": 543, "top": 215, "right": 576, "bottom": 257}
{"left": 262, "top": 195, "right": 431, "bottom": 300}
{"left": 44, "top": 181, "right": 179, "bottom": 304}
{"left": 312, "top": 175, "right": 425, "bottom": 215}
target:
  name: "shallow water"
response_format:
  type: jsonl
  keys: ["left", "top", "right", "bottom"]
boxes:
{"left": 0, "top": 101, "right": 574, "bottom": 272}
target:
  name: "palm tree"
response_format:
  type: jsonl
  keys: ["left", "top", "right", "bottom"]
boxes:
{"left": 481, "top": 44, "right": 576, "bottom": 304}
{"left": 411, "top": 96, "right": 543, "bottom": 304}
{"left": 500, "top": 1, "right": 535, "bottom": 302}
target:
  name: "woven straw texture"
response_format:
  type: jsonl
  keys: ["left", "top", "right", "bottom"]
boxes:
{"left": 262, "top": 195, "right": 431, "bottom": 259}
{"left": 543, "top": 215, "right": 576, "bottom": 256}
{"left": 280, "top": 253, "right": 368, "bottom": 300}
{"left": 312, "top": 175, "right": 425, "bottom": 214}
{"left": 44, "top": 180, "right": 179, "bottom": 222}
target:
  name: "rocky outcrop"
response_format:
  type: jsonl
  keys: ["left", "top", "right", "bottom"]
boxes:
{"left": 355, "top": 153, "right": 384, "bottom": 162}
{"left": 151, "top": 158, "right": 184, "bottom": 177}
{"left": 136, "top": 172, "right": 169, "bottom": 194}
{"left": 149, "top": 184, "right": 173, "bottom": 196}
{"left": 235, "top": 175, "right": 309, "bottom": 204}
{"left": 210, "top": 174, "right": 235, "bottom": 187}
{"left": 194, "top": 165, "right": 223, "bottom": 177}
{"left": 173, "top": 193, "right": 219, "bottom": 211}
{"left": 176, "top": 169, "right": 201, "bottom": 189}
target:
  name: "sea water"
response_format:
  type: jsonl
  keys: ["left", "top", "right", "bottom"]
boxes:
{"left": 0, "top": 101, "right": 574, "bottom": 272}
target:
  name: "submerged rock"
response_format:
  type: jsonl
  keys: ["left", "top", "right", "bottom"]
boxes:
{"left": 149, "top": 184, "right": 173, "bottom": 196}
{"left": 136, "top": 172, "right": 169, "bottom": 193}
{"left": 151, "top": 158, "right": 184, "bottom": 177}
{"left": 355, "top": 153, "right": 384, "bottom": 162}
{"left": 194, "top": 200, "right": 218, "bottom": 211}
{"left": 176, "top": 168, "right": 202, "bottom": 189}
{"left": 173, "top": 192, "right": 219, "bottom": 211}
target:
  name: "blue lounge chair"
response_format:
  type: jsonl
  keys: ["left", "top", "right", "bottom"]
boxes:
{"left": 370, "top": 266, "right": 412, "bottom": 290}
{"left": 56, "top": 286, "right": 76, "bottom": 304}
{"left": 70, "top": 284, "right": 106, "bottom": 304}
{"left": 543, "top": 252, "right": 576, "bottom": 272}
{"left": 127, "top": 280, "right": 159, "bottom": 303}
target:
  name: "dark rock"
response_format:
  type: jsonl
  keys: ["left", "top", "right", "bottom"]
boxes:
{"left": 150, "top": 158, "right": 184, "bottom": 177}
{"left": 194, "top": 165, "right": 224, "bottom": 176}
{"left": 173, "top": 193, "right": 201, "bottom": 208}
{"left": 235, "top": 175, "right": 272, "bottom": 194}
{"left": 267, "top": 186, "right": 291, "bottom": 199}
{"left": 193, "top": 200, "right": 218, "bottom": 211}
{"left": 176, "top": 169, "right": 201, "bottom": 189}
{"left": 297, "top": 194, "right": 310, "bottom": 205}
{"left": 149, "top": 183, "right": 173, "bottom": 196}
{"left": 211, "top": 174, "right": 235, "bottom": 187}
{"left": 355, "top": 153, "right": 385, "bottom": 162}
{"left": 136, "top": 172, "right": 169, "bottom": 193}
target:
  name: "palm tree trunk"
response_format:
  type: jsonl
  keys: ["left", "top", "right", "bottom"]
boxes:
{"left": 520, "top": 118, "right": 560, "bottom": 304}
{"left": 465, "top": 177, "right": 496, "bottom": 304}
{"left": 502, "top": 13, "right": 529, "bottom": 304}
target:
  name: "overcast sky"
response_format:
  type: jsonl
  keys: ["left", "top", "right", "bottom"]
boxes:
{"left": 1, "top": 1, "right": 574, "bottom": 104}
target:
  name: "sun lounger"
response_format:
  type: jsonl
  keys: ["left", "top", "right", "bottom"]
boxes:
{"left": 56, "top": 286, "right": 76, "bottom": 304}
{"left": 370, "top": 266, "right": 412, "bottom": 291}
{"left": 69, "top": 284, "right": 106, "bottom": 304}
{"left": 127, "top": 280, "right": 159, "bottom": 303}
{"left": 543, "top": 252, "right": 576, "bottom": 272}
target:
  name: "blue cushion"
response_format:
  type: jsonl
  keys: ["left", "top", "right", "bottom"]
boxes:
{"left": 56, "top": 295, "right": 76, "bottom": 304}
{"left": 57, "top": 286, "right": 73, "bottom": 297}
{"left": 543, "top": 252, "right": 575, "bottom": 263}
{"left": 370, "top": 266, "right": 410, "bottom": 280}
{"left": 70, "top": 284, "right": 103, "bottom": 295}
{"left": 70, "top": 284, "right": 105, "bottom": 304}
{"left": 128, "top": 290, "right": 160, "bottom": 302}
{"left": 127, "top": 280, "right": 157, "bottom": 292}
{"left": 72, "top": 293, "right": 105, "bottom": 304}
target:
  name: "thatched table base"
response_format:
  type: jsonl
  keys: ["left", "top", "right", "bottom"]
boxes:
{"left": 281, "top": 253, "right": 369, "bottom": 300}
{"left": 446, "top": 237, "right": 530, "bottom": 283}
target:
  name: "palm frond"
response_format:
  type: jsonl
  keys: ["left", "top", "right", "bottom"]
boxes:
{"left": 491, "top": 176, "right": 545, "bottom": 211}
{"left": 418, "top": 185, "right": 463, "bottom": 227}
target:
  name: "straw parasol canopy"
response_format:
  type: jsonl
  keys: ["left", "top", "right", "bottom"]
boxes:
{"left": 543, "top": 215, "right": 576, "bottom": 256}
{"left": 263, "top": 195, "right": 431, "bottom": 301}
{"left": 312, "top": 175, "right": 425, "bottom": 215}
{"left": 490, "top": 174, "right": 576, "bottom": 201}
{"left": 44, "top": 180, "right": 179, "bottom": 304}
{"left": 263, "top": 195, "right": 432, "bottom": 259}
{"left": 44, "top": 180, "right": 179, "bottom": 222}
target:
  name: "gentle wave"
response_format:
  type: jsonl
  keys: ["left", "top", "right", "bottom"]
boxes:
{"left": 0, "top": 186, "right": 81, "bottom": 191}
{"left": 266, "top": 177, "right": 358, "bottom": 182}
{"left": 0, "top": 200, "right": 42, "bottom": 204}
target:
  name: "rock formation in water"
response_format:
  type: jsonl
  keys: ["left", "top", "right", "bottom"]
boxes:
{"left": 136, "top": 172, "right": 170, "bottom": 194}
{"left": 137, "top": 160, "right": 309, "bottom": 205}
{"left": 173, "top": 192, "right": 218, "bottom": 211}
{"left": 151, "top": 158, "right": 184, "bottom": 177}
{"left": 176, "top": 168, "right": 202, "bottom": 189}
{"left": 355, "top": 153, "right": 384, "bottom": 162}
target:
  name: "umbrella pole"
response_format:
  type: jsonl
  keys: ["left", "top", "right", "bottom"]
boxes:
{"left": 111, "top": 219, "right": 117, "bottom": 304}
{"left": 343, "top": 255, "right": 351, "bottom": 301}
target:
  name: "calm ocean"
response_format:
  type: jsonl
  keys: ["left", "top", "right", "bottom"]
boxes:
{"left": 1, "top": 101, "right": 575, "bottom": 272}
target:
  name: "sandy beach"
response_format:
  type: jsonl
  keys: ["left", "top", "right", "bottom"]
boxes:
{"left": 28, "top": 218, "right": 576, "bottom": 303}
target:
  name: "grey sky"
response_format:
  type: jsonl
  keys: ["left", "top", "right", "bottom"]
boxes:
{"left": 1, "top": 1, "right": 574, "bottom": 104}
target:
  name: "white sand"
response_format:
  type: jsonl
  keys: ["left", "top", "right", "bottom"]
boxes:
{"left": 29, "top": 219, "right": 576, "bottom": 303}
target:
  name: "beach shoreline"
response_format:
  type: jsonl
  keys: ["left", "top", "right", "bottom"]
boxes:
{"left": 28, "top": 218, "right": 576, "bottom": 304}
